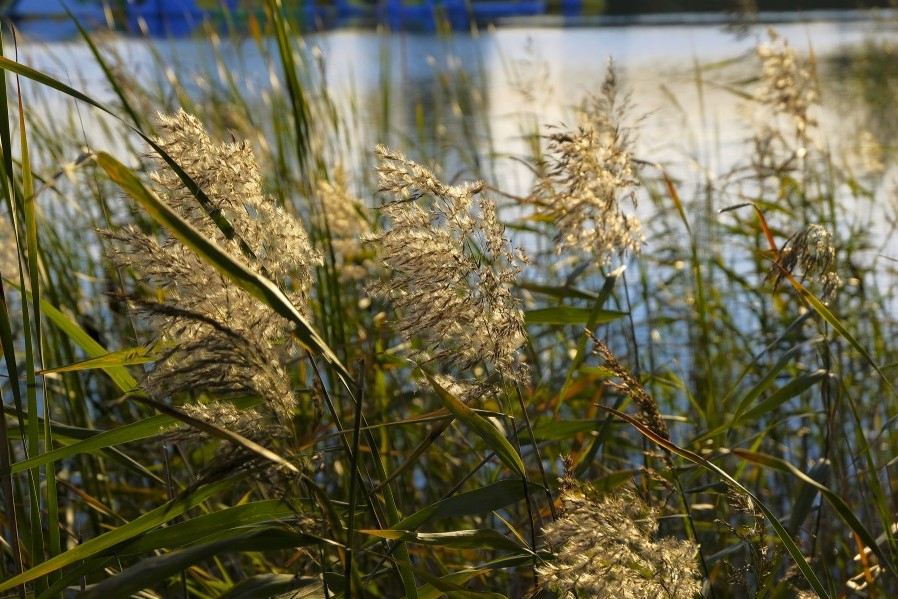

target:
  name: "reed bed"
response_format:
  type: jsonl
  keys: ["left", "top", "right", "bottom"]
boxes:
{"left": 1, "top": 5, "right": 898, "bottom": 598}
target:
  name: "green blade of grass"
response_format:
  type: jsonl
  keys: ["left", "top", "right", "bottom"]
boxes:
{"left": 15, "top": 58, "right": 53, "bottom": 593}
{"left": 417, "top": 571, "right": 488, "bottom": 599}
{"left": 0, "top": 475, "right": 242, "bottom": 592}
{"left": 217, "top": 575, "right": 323, "bottom": 599}
{"left": 36, "top": 346, "right": 155, "bottom": 375}
{"left": 360, "top": 529, "right": 525, "bottom": 553}
{"left": 6, "top": 415, "right": 176, "bottom": 475}
{"left": 424, "top": 371, "right": 525, "bottom": 478}
{"left": 114, "top": 500, "right": 302, "bottom": 555}
{"left": 79, "top": 528, "right": 324, "bottom": 599}
{"left": 737, "top": 370, "right": 829, "bottom": 423}
{"left": 393, "top": 479, "right": 541, "bottom": 531}
{"left": 524, "top": 306, "right": 627, "bottom": 325}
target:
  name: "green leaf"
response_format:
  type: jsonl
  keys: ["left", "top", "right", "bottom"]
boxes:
{"left": 728, "top": 346, "right": 804, "bottom": 426}
{"left": 524, "top": 306, "right": 627, "bottom": 325}
{"left": 517, "top": 281, "right": 597, "bottom": 300}
{"left": 738, "top": 370, "right": 829, "bottom": 423}
{"left": 114, "top": 500, "right": 301, "bottom": 555}
{"left": 79, "top": 529, "right": 322, "bottom": 599}
{"left": 787, "top": 459, "right": 831, "bottom": 536}
{"left": 529, "top": 419, "right": 601, "bottom": 442}
{"left": 417, "top": 571, "right": 487, "bottom": 599}
{"left": 423, "top": 371, "right": 525, "bottom": 478}
{"left": 0, "top": 476, "right": 241, "bottom": 592}
{"left": 26, "top": 291, "right": 139, "bottom": 393}
{"left": 394, "top": 479, "right": 537, "bottom": 531}
{"left": 7, "top": 414, "right": 176, "bottom": 475}
{"left": 37, "top": 346, "right": 155, "bottom": 375}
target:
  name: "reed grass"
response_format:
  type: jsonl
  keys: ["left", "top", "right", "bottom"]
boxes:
{"left": 1, "top": 7, "right": 898, "bottom": 599}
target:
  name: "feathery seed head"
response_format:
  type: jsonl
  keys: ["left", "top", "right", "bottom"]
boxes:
{"left": 768, "top": 224, "right": 842, "bottom": 300}
{"left": 755, "top": 29, "right": 819, "bottom": 136}
{"left": 104, "top": 110, "right": 321, "bottom": 433}
{"left": 314, "top": 167, "right": 373, "bottom": 282}
{"left": 531, "top": 63, "right": 644, "bottom": 264}
{"left": 367, "top": 145, "right": 528, "bottom": 384}
{"left": 539, "top": 485, "right": 703, "bottom": 598}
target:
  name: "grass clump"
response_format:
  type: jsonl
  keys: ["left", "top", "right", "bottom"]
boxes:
{"left": 2, "top": 10, "right": 898, "bottom": 599}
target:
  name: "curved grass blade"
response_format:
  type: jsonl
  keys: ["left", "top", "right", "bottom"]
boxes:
{"left": 418, "top": 571, "right": 487, "bottom": 599}
{"left": 737, "top": 370, "right": 829, "bottom": 424}
{"left": 115, "top": 500, "right": 302, "bottom": 555}
{"left": 732, "top": 448, "right": 897, "bottom": 582}
{"left": 360, "top": 529, "right": 525, "bottom": 553}
{"left": 376, "top": 554, "right": 509, "bottom": 599}
{"left": 423, "top": 371, "right": 525, "bottom": 478}
{"left": 218, "top": 575, "right": 324, "bottom": 599}
{"left": 6, "top": 414, "right": 177, "bottom": 475}
{"left": 787, "top": 459, "right": 831, "bottom": 537}
{"left": 597, "top": 405, "right": 831, "bottom": 599}
{"left": 393, "top": 479, "right": 541, "bottom": 532}
{"left": 36, "top": 346, "right": 155, "bottom": 375}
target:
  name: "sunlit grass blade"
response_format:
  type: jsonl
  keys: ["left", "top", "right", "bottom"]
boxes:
{"left": 36, "top": 345, "right": 155, "bottom": 375}
{"left": 424, "top": 371, "right": 525, "bottom": 478}
{"left": 6, "top": 414, "right": 177, "bottom": 476}
{"left": 217, "top": 575, "right": 323, "bottom": 599}
{"left": 360, "top": 529, "right": 526, "bottom": 553}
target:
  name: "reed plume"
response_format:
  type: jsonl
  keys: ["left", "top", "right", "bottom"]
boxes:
{"left": 539, "top": 484, "right": 702, "bottom": 598}
{"left": 104, "top": 110, "right": 322, "bottom": 437}
{"left": 366, "top": 145, "right": 528, "bottom": 385}
{"left": 755, "top": 28, "right": 819, "bottom": 138}
{"left": 530, "top": 62, "right": 644, "bottom": 265}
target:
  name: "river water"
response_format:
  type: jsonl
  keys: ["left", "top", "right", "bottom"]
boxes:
{"left": 12, "top": 14, "right": 898, "bottom": 253}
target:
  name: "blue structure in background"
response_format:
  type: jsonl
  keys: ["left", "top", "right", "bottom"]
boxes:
{"left": 3, "top": 0, "right": 585, "bottom": 38}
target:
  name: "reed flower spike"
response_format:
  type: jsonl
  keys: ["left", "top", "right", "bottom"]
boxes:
{"left": 768, "top": 223, "right": 842, "bottom": 300}
{"left": 756, "top": 28, "right": 819, "bottom": 137}
{"left": 530, "top": 62, "right": 644, "bottom": 265}
{"left": 104, "top": 109, "right": 322, "bottom": 435}
{"left": 539, "top": 484, "right": 703, "bottom": 598}
{"left": 366, "top": 145, "right": 529, "bottom": 384}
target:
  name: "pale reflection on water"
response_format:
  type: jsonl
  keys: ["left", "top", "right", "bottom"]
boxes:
{"left": 12, "top": 16, "right": 898, "bottom": 251}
